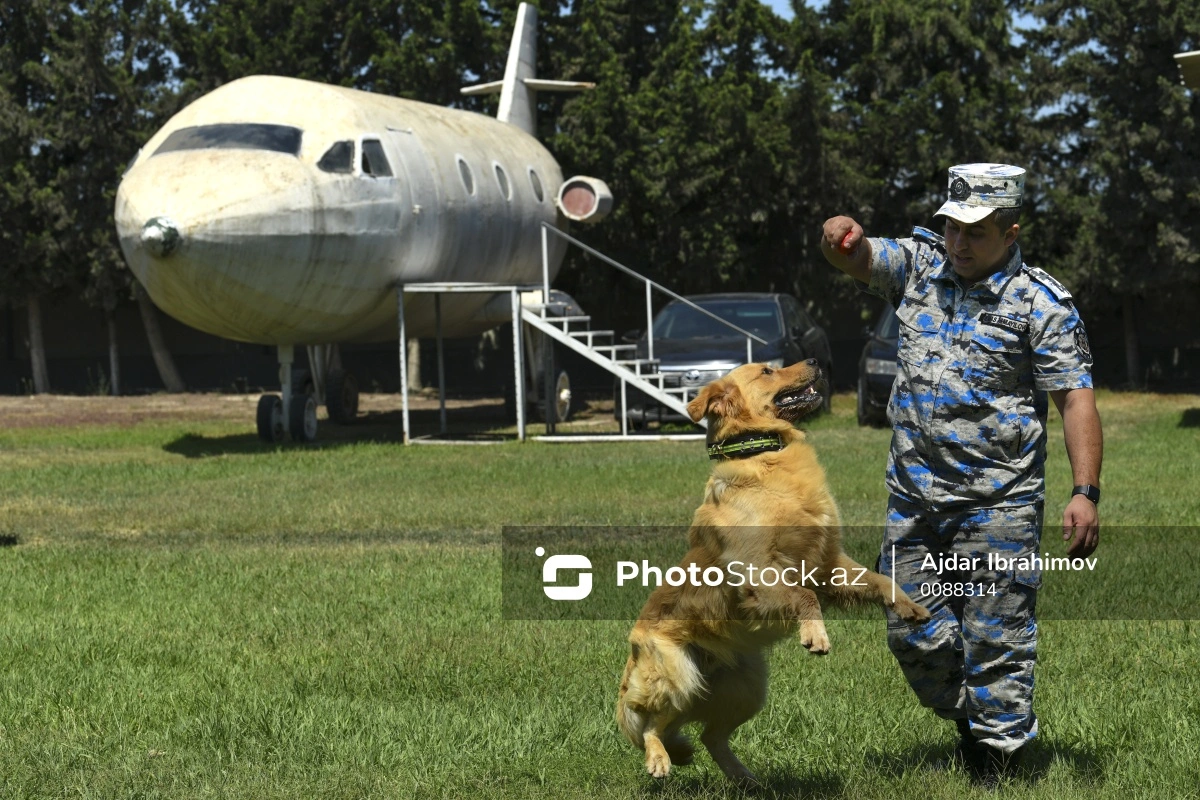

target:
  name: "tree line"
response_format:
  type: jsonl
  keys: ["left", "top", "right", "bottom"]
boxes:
{"left": 3, "top": 0, "right": 1199, "bottom": 393}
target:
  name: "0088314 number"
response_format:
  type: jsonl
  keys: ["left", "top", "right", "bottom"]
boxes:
{"left": 919, "top": 582, "right": 998, "bottom": 598}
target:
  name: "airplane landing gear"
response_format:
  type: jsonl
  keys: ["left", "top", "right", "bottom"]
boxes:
{"left": 289, "top": 390, "right": 319, "bottom": 442}
{"left": 326, "top": 368, "right": 360, "bottom": 424}
{"left": 256, "top": 394, "right": 285, "bottom": 443}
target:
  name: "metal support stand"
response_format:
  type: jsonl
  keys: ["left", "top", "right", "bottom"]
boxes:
{"left": 397, "top": 287, "right": 410, "bottom": 444}
{"left": 512, "top": 287, "right": 526, "bottom": 442}
{"left": 305, "top": 343, "right": 330, "bottom": 406}
{"left": 395, "top": 282, "right": 536, "bottom": 444}
{"left": 278, "top": 344, "right": 295, "bottom": 428}
{"left": 435, "top": 294, "right": 447, "bottom": 435}
{"left": 543, "top": 331, "right": 555, "bottom": 436}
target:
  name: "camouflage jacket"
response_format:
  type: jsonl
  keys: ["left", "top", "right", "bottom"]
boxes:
{"left": 865, "top": 227, "right": 1093, "bottom": 511}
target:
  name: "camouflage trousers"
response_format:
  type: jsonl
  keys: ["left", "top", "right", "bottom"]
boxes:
{"left": 878, "top": 495, "right": 1043, "bottom": 753}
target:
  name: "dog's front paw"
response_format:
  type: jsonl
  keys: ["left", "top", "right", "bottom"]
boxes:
{"left": 799, "top": 619, "right": 830, "bottom": 655}
{"left": 645, "top": 749, "right": 672, "bottom": 779}
{"left": 891, "top": 594, "right": 931, "bottom": 624}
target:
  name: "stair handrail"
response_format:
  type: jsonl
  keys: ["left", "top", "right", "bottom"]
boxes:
{"left": 540, "top": 223, "right": 767, "bottom": 363}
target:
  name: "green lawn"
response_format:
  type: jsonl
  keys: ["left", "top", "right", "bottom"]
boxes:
{"left": 0, "top": 391, "right": 1197, "bottom": 799}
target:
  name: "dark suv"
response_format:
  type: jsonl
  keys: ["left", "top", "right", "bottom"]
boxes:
{"left": 615, "top": 293, "right": 833, "bottom": 428}
{"left": 856, "top": 305, "right": 898, "bottom": 426}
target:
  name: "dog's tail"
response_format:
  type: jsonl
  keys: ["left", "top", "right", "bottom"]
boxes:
{"left": 615, "top": 630, "right": 705, "bottom": 749}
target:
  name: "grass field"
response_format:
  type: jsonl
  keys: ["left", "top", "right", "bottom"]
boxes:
{"left": 0, "top": 390, "right": 1198, "bottom": 799}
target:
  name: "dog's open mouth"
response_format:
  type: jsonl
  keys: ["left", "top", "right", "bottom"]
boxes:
{"left": 774, "top": 375, "right": 824, "bottom": 420}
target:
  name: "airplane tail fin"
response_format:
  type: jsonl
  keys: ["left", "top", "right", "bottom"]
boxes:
{"left": 460, "top": 3, "right": 593, "bottom": 135}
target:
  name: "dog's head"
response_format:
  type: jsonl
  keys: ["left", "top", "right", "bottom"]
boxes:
{"left": 686, "top": 360, "right": 824, "bottom": 436}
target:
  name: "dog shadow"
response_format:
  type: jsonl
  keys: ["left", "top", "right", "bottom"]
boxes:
{"left": 863, "top": 737, "right": 1109, "bottom": 786}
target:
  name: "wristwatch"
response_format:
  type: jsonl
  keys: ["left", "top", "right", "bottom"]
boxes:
{"left": 1071, "top": 485, "right": 1101, "bottom": 505}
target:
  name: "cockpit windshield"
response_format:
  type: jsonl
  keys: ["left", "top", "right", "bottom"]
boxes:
{"left": 153, "top": 124, "right": 303, "bottom": 157}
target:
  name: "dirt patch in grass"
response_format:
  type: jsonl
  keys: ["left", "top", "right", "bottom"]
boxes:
{"left": 0, "top": 392, "right": 502, "bottom": 429}
{"left": 0, "top": 391, "right": 626, "bottom": 440}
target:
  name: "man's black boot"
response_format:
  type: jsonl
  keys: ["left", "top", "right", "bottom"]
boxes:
{"left": 964, "top": 738, "right": 1025, "bottom": 789}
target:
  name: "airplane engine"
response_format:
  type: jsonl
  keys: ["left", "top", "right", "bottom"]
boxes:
{"left": 556, "top": 176, "right": 613, "bottom": 223}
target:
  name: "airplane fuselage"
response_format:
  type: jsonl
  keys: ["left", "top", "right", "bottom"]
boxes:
{"left": 116, "top": 75, "right": 568, "bottom": 344}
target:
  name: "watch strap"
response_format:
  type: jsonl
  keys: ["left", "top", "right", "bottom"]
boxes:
{"left": 1071, "top": 484, "right": 1100, "bottom": 505}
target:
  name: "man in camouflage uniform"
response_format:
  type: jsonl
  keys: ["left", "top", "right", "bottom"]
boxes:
{"left": 819, "top": 164, "right": 1103, "bottom": 785}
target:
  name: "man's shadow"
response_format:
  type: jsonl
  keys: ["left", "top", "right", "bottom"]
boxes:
{"left": 642, "top": 767, "right": 844, "bottom": 798}
{"left": 864, "top": 736, "right": 1109, "bottom": 786}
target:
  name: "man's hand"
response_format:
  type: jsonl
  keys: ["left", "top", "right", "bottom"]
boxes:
{"left": 1063, "top": 494, "right": 1099, "bottom": 557}
{"left": 822, "top": 216, "right": 862, "bottom": 254}
{"left": 1050, "top": 388, "right": 1103, "bottom": 559}
{"left": 819, "top": 216, "right": 871, "bottom": 283}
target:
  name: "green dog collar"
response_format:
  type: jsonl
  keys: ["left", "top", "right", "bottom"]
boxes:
{"left": 707, "top": 432, "right": 786, "bottom": 461}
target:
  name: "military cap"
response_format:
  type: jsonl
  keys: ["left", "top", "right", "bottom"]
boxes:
{"left": 934, "top": 163, "right": 1025, "bottom": 224}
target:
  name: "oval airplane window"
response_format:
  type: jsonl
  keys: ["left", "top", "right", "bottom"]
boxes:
{"left": 458, "top": 157, "right": 475, "bottom": 195}
{"left": 529, "top": 168, "right": 544, "bottom": 202}
{"left": 494, "top": 164, "right": 511, "bottom": 201}
{"left": 318, "top": 141, "right": 354, "bottom": 174}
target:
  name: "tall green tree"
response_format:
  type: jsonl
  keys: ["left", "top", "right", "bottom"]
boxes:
{"left": 172, "top": 0, "right": 497, "bottom": 104}
{"left": 1020, "top": 0, "right": 1200, "bottom": 387}
{"left": 0, "top": 0, "right": 77, "bottom": 393}
{"left": 815, "top": 0, "right": 1026, "bottom": 235}
{"left": 546, "top": 0, "right": 813, "bottom": 333}
{"left": 42, "top": 0, "right": 179, "bottom": 394}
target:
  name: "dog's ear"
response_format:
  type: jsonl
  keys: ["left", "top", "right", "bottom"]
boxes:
{"left": 687, "top": 380, "right": 745, "bottom": 422}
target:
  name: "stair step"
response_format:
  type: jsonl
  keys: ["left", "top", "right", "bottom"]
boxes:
{"left": 543, "top": 315, "right": 592, "bottom": 324}
{"left": 569, "top": 329, "right": 614, "bottom": 340}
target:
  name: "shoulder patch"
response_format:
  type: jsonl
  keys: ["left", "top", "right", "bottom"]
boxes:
{"left": 1024, "top": 266, "right": 1073, "bottom": 302}
{"left": 1075, "top": 325, "right": 1093, "bottom": 364}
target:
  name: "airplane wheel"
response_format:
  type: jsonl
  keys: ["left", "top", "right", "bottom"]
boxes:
{"left": 256, "top": 394, "right": 285, "bottom": 443}
{"left": 536, "top": 368, "right": 572, "bottom": 423}
{"left": 289, "top": 391, "right": 318, "bottom": 442}
{"left": 326, "top": 369, "right": 359, "bottom": 424}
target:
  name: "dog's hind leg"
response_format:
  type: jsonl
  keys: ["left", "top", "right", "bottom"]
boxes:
{"left": 643, "top": 711, "right": 686, "bottom": 778}
{"left": 824, "top": 552, "right": 931, "bottom": 623}
{"left": 662, "top": 727, "right": 694, "bottom": 766}
{"left": 621, "top": 636, "right": 706, "bottom": 779}
{"left": 697, "top": 652, "right": 768, "bottom": 786}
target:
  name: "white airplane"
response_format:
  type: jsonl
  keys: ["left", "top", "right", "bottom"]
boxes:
{"left": 115, "top": 3, "right": 610, "bottom": 442}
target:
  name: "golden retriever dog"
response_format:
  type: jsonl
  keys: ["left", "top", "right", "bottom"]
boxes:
{"left": 615, "top": 359, "right": 930, "bottom": 784}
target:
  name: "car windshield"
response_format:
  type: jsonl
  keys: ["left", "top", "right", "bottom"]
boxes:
{"left": 652, "top": 300, "right": 782, "bottom": 340}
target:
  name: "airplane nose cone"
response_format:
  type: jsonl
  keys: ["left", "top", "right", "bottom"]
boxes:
{"left": 141, "top": 216, "right": 181, "bottom": 258}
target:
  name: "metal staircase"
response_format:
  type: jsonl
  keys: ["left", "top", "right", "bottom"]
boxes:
{"left": 521, "top": 223, "right": 767, "bottom": 441}
{"left": 395, "top": 223, "right": 765, "bottom": 443}
{"left": 520, "top": 305, "right": 695, "bottom": 433}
